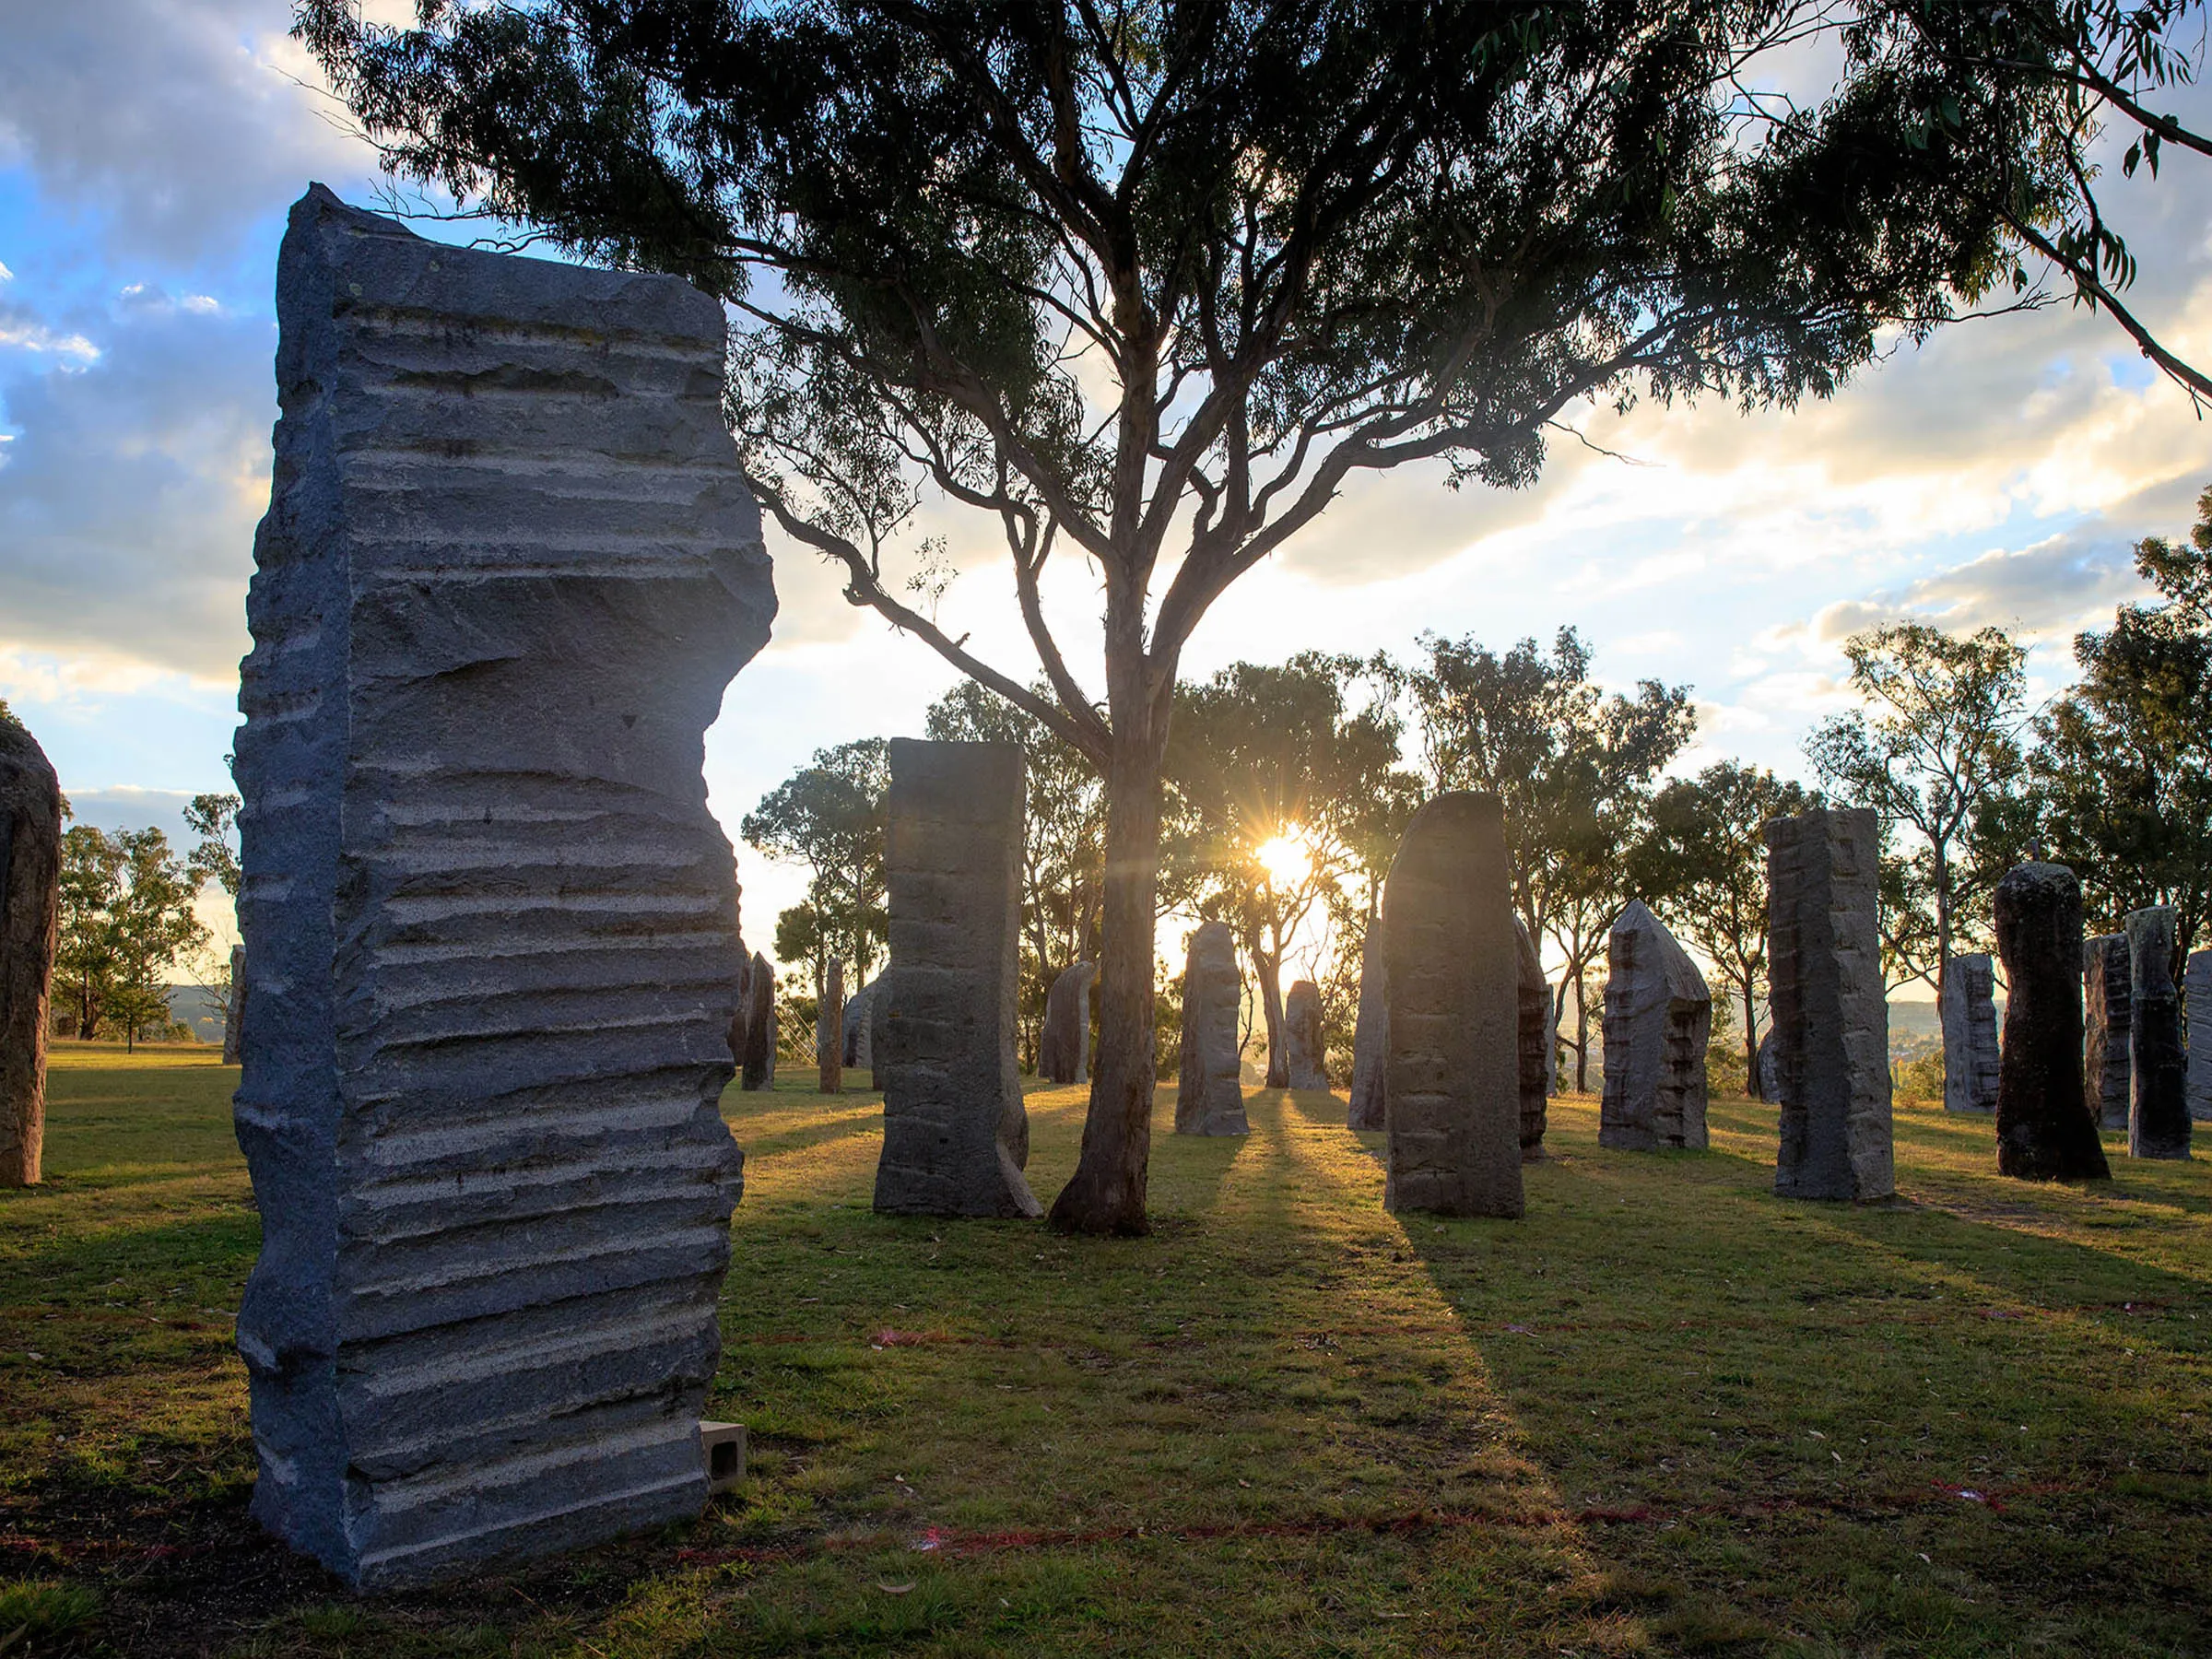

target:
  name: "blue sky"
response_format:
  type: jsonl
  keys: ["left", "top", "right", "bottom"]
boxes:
{"left": 4, "top": 1, "right": 2210, "bottom": 984}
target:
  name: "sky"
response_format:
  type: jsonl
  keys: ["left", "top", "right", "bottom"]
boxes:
{"left": 4, "top": 1, "right": 2210, "bottom": 992}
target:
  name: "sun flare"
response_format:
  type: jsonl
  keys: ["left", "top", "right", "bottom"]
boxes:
{"left": 1255, "top": 830, "right": 1312, "bottom": 887}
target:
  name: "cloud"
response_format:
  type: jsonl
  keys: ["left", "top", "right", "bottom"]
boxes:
{"left": 0, "top": 285, "right": 272, "bottom": 681}
{"left": 0, "top": 0, "right": 373, "bottom": 264}
{"left": 0, "top": 300, "right": 99, "bottom": 361}
{"left": 1799, "top": 474, "right": 2191, "bottom": 647}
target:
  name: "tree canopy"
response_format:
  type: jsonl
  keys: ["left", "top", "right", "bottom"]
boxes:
{"left": 1406, "top": 627, "right": 1693, "bottom": 1087}
{"left": 741, "top": 739, "right": 890, "bottom": 992}
{"left": 1806, "top": 623, "right": 2028, "bottom": 995}
{"left": 299, "top": 0, "right": 2212, "bottom": 1230}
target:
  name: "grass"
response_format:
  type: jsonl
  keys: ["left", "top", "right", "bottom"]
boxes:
{"left": 0, "top": 1051, "right": 2206, "bottom": 1656}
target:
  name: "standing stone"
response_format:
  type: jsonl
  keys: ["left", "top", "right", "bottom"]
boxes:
{"left": 1515, "top": 920, "right": 1550, "bottom": 1159}
{"left": 2126, "top": 907, "right": 2191, "bottom": 1159}
{"left": 0, "top": 716, "right": 61, "bottom": 1188}
{"left": 1597, "top": 900, "right": 1711, "bottom": 1151}
{"left": 222, "top": 944, "right": 247, "bottom": 1066}
{"left": 1755, "top": 1027, "right": 1781, "bottom": 1103}
{"left": 230, "top": 187, "right": 769, "bottom": 1589}
{"left": 1381, "top": 793, "right": 1523, "bottom": 1218}
{"left": 734, "top": 952, "right": 756, "bottom": 1058}
{"left": 741, "top": 950, "right": 776, "bottom": 1090}
{"left": 1938, "top": 952, "right": 2000, "bottom": 1115}
{"left": 818, "top": 959, "right": 844, "bottom": 1094}
{"left": 1347, "top": 926, "right": 1387, "bottom": 1130}
{"left": 2186, "top": 950, "right": 2212, "bottom": 1123}
{"left": 841, "top": 978, "right": 881, "bottom": 1074}
{"left": 1175, "top": 921, "right": 1248, "bottom": 1135}
{"left": 1993, "top": 863, "right": 2110, "bottom": 1181}
{"left": 1765, "top": 808, "right": 1894, "bottom": 1202}
{"left": 1039, "top": 961, "right": 1097, "bottom": 1085}
{"left": 1284, "top": 979, "right": 1329, "bottom": 1089}
{"left": 873, "top": 739, "right": 1040, "bottom": 1217}
{"left": 2083, "top": 934, "right": 2132, "bottom": 1130}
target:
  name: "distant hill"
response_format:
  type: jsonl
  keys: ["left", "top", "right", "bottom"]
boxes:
{"left": 165, "top": 984, "right": 227, "bottom": 1045}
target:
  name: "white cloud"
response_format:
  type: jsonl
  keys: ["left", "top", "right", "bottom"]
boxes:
{"left": 0, "top": 302, "right": 99, "bottom": 361}
{"left": 0, "top": 284, "right": 272, "bottom": 681}
{"left": 0, "top": 0, "right": 373, "bottom": 264}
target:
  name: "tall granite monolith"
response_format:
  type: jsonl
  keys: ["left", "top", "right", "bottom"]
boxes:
{"left": 1992, "top": 863, "right": 2109, "bottom": 1181}
{"left": 1381, "top": 793, "right": 1523, "bottom": 1218}
{"left": 1175, "top": 920, "right": 1248, "bottom": 1135}
{"left": 1597, "top": 900, "right": 1711, "bottom": 1151}
{"left": 1939, "top": 952, "right": 2000, "bottom": 1115}
{"left": 0, "top": 716, "right": 61, "bottom": 1188}
{"left": 1040, "top": 961, "right": 1096, "bottom": 1085}
{"left": 2186, "top": 950, "right": 2212, "bottom": 1124}
{"left": 2126, "top": 907, "right": 2191, "bottom": 1159}
{"left": 873, "top": 739, "right": 1040, "bottom": 1217}
{"left": 841, "top": 977, "right": 882, "bottom": 1076}
{"left": 230, "top": 186, "right": 770, "bottom": 1589}
{"left": 222, "top": 944, "right": 247, "bottom": 1066}
{"left": 2083, "top": 934, "right": 2132, "bottom": 1130}
{"left": 1284, "top": 979, "right": 1329, "bottom": 1089}
{"left": 741, "top": 949, "right": 776, "bottom": 1090}
{"left": 1347, "top": 927, "right": 1387, "bottom": 1130}
{"left": 1765, "top": 808, "right": 1893, "bottom": 1201}
{"left": 1515, "top": 920, "right": 1550, "bottom": 1159}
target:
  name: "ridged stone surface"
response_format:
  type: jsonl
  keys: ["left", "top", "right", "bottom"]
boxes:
{"left": 2083, "top": 934, "right": 2132, "bottom": 1130}
{"left": 741, "top": 950, "right": 776, "bottom": 1090}
{"left": 1597, "top": 900, "right": 1710, "bottom": 1151}
{"left": 0, "top": 718, "right": 61, "bottom": 1187}
{"left": 1039, "top": 961, "right": 1095, "bottom": 1085}
{"left": 1284, "top": 980, "right": 1328, "bottom": 1089}
{"left": 1993, "top": 864, "right": 2108, "bottom": 1181}
{"left": 231, "top": 186, "right": 771, "bottom": 1590}
{"left": 1765, "top": 808, "right": 1893, "bottom": 1202}
{"left": 2126, "top": 907, "right": 2191, "bottom": 1159}
{"left": 1382, "top": 793, "right": 1523, "bottom": 1218}
{"left": 873, "top": 740, "right": 1041, "bottom": 1217}
{"left": 1940, "top": 952, "right": 2000, "bottom": 1115}
{"left": 1515, "top": 920, "right": 1550, "bottom": 1158}
{"left": 2187, "top": 950, "right": 2212, "bottom": 1124}
{"left": 1175, "top": 921, "right": 1248, "bottom": 1135}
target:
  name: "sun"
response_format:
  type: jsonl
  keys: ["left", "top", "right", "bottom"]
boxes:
{"left": 1255, "top": 830, "right": 1312, "bottom": 887}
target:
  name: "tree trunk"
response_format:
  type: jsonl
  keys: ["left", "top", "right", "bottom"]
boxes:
{"left": 1254, "top": 935, "right": 1287, "bottom": 1088}
{"left": 1573, "top": 973, "right": 1590, "bottom": 1091}
{"left": 817, "top": 958, "right": 842, "bottom": 1094}
{"left": 1743, "top": 982, "right": 1761, "bottom": 1100}
{"left": 1934, "top": 847, "right": 1952, "bottom": 1006}
{"left": 1048, "top": 726, "right": 1161, "bottom": 1236}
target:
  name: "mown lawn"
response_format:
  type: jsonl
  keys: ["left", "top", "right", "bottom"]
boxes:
{"left": 1, "top": 1048, "right": 2206, "bottom": 1656}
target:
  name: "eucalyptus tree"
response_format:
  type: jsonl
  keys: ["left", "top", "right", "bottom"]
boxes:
{"left": 1806, "top": 624, "right": 2028, "bottom": 998}
{"left": 2032, "top": 487, "right": 2212, "bottom": 958}
{"left": 1407, "top": 629, "right": 1693, "bottom": 1088}
{"left": 1162, "top": 653, "right": 1412, "bottom": 1086}
{"left": 302, "top": 0, "right": 2175, "bottom": 1230}
{"left": 1632, "top": 761, "right": 1811, "bottom": 1095}
{"left": 741, "top": 739, "right": 889, "bottom": 995}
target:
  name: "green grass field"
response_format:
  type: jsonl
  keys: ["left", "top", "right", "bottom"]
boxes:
{"left": 2, "top": 1051, "right": 2206, "bottom": 1656}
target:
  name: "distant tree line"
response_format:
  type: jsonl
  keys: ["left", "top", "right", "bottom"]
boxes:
{"left": 746, "top": 487, "right": 2212, "bottom": 1096}
{"left": 45, "top": 793, "right": 237, "bottom": 1051}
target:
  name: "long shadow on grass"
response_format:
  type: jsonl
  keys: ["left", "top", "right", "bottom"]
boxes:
{"left": 727, "top": 1101, "right": 887, "bottom": 1160}
{"left": 1146, "top": 1089, "right": 1256, "bottom": 1219}
{"left": 0, "top": 1209, "right": 263, "bottom": 1299}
